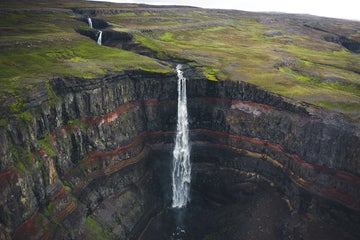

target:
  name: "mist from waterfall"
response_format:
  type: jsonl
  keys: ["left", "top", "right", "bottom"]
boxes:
{"left": 87, "top": 17, "right": 93, "bottom": 29}
{"left": 171, "top": 64, "right": 191, "bottom": 209}
{"left": 97, "top": 30, "right": 102, "bottom": 45}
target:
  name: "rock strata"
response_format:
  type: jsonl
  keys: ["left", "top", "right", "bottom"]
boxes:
{"left": 0, "top": 68, "right": 359, "bottom": 239}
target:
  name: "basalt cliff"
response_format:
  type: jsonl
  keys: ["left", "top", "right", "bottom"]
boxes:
{"left": 0, "top": 68, "right": 359, "bottom": 239}
{"left": 0, "top": 1, "right": 360, "bottom": 239}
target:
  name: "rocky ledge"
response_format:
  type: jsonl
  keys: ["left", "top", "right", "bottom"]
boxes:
{"left": 0, "top": 67, "right": 359, "bottom": 239}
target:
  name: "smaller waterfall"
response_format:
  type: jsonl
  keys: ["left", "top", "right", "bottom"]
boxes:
{"left": 87, "top": 17, "right": 93, "bottom": 29}
{"left": 97, "top": 30, "right": 102, "bottom": 45}
{"left": 171, "top": 64, "right": 191, "bottom": 209}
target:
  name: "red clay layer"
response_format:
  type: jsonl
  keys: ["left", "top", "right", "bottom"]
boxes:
{"left": 80, "top": 127, "right": 359, "bottom": 209}
{"left": 192, "top": 97, "right": 281, "bottom": 111}
{"left": 192, "top": 129, "right": 360, "bottom": 183}
{"left": 79, "top": 127, "right": 360, "bottom": 187}
{"left": 0, "top": 169, "right": 18, "bottom": 196}
{"left": 8, "top": 96, "right": 357, "bottom": 238}
{"left": 38, "top": 92, "right": 359, "bottom": 201}
{"left": 12, "top": 211, "right": 42, "bottom": 240}
{"left": 193, "top": 140, "right": 359, "bottom": 210}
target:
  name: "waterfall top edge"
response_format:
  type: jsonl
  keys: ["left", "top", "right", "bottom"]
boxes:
{"left": 176, "top": 64, "right": 182, "bottom": 71}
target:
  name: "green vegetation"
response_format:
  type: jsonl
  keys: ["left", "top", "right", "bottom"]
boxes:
{"left": 0, "top": 38, "right": 170, "bottom": 94}
{"left": 0, "top": 118, "right": 8, "bottom": 127}
{"left": 10, "top": 145, "right": 39, "bottom": 173}
{"left": 38, "top": 137, "right": 56, "bottom": 157}
{"left": 314, "top": 101, "right": 360, "bottom": 111}
{"left": 202, "top": 67, "right": 219, "bottom": 81}
{"left": 43, "top": 201, "right": 62, "bottom": 226}
{"left": 0, "top": 3, "right": 171, "bottom": 98}
{"left": 67, "top": 118, "right": 88, "bottom": 131}
{"left": 279, "top": 66, "right": 360, "bottom": 96}
{"left": 123, "top": 12, "right": 360, "bottom": 118}
{"left": 84, "top": 216, "right": 112, "bottom": 240}
{"left": 1, "top": 0, "right": 360, "bottom": 119}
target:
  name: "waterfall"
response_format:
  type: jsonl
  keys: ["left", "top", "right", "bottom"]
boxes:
{"left": 87, "top": 17, "right": 93, "bottom": 29}
{"left": 97, "top": 30, "right": 102, "bottom": 45}
{"left": 171, "top": 64, "right": 191, "bottom": 209}
{"left": 88, "top": 18, "right": 102, "bottom": 46}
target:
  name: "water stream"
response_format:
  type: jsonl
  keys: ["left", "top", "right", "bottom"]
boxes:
{"left": 87, "top": 17, "right": 93, "bottom": 29}
{"left": 171, "top": 64, "right": 191, "bottom": 209}
{"left": 97, "top": 30, "right": 102, "bottom": 45}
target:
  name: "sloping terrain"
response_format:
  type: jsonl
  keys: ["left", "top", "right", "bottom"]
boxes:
{"left": 1, "top": 0, "right": 360, "bottom": 121}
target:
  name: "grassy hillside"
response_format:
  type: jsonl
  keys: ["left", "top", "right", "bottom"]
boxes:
{"left": 0, "top": 0, "right": 171, "bottom": 99}
{"left": 1, "top": 0, "right": 360, "bottom": 120}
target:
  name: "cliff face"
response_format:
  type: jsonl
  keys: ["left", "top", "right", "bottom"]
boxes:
{"left": 0, "top": 70, "right": 178, "bottom": 239}
{"left": 0, "top": 68, "right": 359, "bottom": 239}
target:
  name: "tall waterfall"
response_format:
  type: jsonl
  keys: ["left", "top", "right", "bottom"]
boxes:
{"left": 97, "top": 30, "right": 102, "bottom": 45}
{"left": 171, "top": 64, "right": 191, "bottom": 208}
{"left": 87, "top": 17, "right": 93, "bottom": 29}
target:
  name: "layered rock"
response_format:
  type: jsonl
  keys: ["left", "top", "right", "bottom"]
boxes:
{"left": 0, "top": 70, "right": 177, "bottom": 239}
{"left": 0, "top": 67, "right": 359, "bottom": 239}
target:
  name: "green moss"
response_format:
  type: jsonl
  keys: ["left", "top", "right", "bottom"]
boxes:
{"left": 38, "top": 137, "right": 56, "bottom": 157}
{"left": 8, "top": 96, "right": 34, "bottom": 122}
{"left": 84, "top": 216, "right": 112, "bottom": 240}
{"left": 279, "top": 66, "right": 360, "bottom": 97}
{"left": 62, "top": 183, "right": 72, "bottom": 192}
{"left": 17, "top": 110, "right": 33, "bottom": 122}
{"left": 43, "top": 201, "right": 61, "bottom": 225}
{"left": 66, "top": 118, "right": 87, "bottom": 131}
{"left": 313, "top": 101, "right": 360, "bottom": 111}
{"left": 10, "top": 146, "right": 38, "bottom": 173}
{"left": 114, "top": 12, "right": 137, "bottom": 17}
{"left": 9, "top": 100, "right": 23, "bottom": 113}
{"left": 15, "top": 160, "right": 28, "bottom": 173}
{"left": 160, "top": 32, "right": 174, "bottom": 42}
{"left": 0, "top": 118, "right": 8, "bottom": 127}
{"left": 46, "top": 80, "right": 59, "bottom": 105}
{"left": 202, "top": 67, "right": 219, "bottom": 81}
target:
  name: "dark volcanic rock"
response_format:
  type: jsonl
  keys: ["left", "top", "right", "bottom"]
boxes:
{"left": 76, "top": 29, "right": 133, "bottom": 47}
{"left": 0, "top": 68, "right": 359, "bottom": 239}
{"left": 324, "top": 35, "right": 360, "bottom": 53}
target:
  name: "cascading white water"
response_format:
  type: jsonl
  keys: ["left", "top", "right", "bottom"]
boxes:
{"left": 87, "top": 17, "right": 93, "bottom": 29}
{"left": 171, "top": 64, "right": 191, "bottom": 209}
{"left": 97, "top": 30, "right": 102, "bottom": 45}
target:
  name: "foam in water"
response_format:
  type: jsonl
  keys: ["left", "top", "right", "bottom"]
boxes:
{"left": 87, "top": 17, "right": 93, "bottom": 29}
{"left": 171, "top": 64, "right": 191, "bottom": 209}
{"left": 97, "top": 30, "right": 102, "bottom": 45}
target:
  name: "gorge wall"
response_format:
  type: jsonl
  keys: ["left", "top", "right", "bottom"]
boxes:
{"left": 0, "top": 67, "right": 359, "bottom": 239}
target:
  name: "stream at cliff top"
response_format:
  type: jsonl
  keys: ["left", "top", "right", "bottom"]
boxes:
{"left": 97, "top": 30, "right": 103, "bottom": 45}
{"left": 87, "top": 17, "right": 93, "bottom": 29}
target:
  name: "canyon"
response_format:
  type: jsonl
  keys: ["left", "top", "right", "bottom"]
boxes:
{"left": 0, "top": 67, "right": 359, "bottom": 239}
{"left": 1, "top": 0, "right": 360, "bottom": 239}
